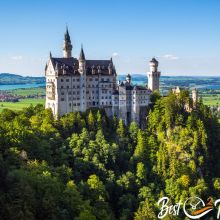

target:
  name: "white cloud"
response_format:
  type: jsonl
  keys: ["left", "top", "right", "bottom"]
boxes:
{"left": 162, "top": 54, "right": 179, "bottom": 60}
{"left": 11, "top": 56, "right": 23, "bottom": 60}
{"left": 112, "top": 52, "right": 119, "bottom": 57}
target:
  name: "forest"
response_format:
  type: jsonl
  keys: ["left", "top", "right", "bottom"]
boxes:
{"left": 0, "top": 90, "right": 219, "bottom": 220}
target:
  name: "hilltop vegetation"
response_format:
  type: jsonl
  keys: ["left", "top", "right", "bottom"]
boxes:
{"left": 0, "top": 91, "right": 219, "bottom": 219}
{"left": 0, "top": 73, "right": 45, "bottom": 85}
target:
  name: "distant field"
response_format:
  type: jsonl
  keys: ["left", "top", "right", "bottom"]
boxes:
{"left": 0, "top": 98, "right": 45, "bottom": 112}
{"left": 201, "top": 94, "right": 220, "bottom": 106}
{"left": 9, "top": 87, "right": 45, "bottom": 96}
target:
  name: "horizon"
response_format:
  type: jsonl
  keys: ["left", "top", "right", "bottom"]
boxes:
{"left": 0, "top": 0, "right": 220, "bottom": 76}
{"left": 1, "top": 72, "right": 220, "bottom": 78}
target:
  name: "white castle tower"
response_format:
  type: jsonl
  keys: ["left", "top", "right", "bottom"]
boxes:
{"left": 63, "top": 27, "right": 72, "bottom": 58}
{"left": 147, "top": 58, "right": 161, "bottom": 91}
{"left": 78, "top": 46, "right": 87, "bottom": 112}
{"left": 192, "top": 88, "right": 198, "bottom": 108}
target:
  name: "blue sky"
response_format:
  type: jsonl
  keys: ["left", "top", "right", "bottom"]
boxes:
{"left": 0, "top": 0, "right": 220, "bottom": 76}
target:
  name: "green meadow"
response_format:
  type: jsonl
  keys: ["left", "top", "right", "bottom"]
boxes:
{"left": 9, "top": 87, "right": 45, "bottom": 96}
{"left": 0, "top": 98, "right": 45, "bottom": 111}
{"left": 201, "top": 93, "right": 220, "bottom": 106}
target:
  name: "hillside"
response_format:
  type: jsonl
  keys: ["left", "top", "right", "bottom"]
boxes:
{"left": 0, "top": 91, "right": 219, "bottom": 219}
{"left": 0, "top": 73, "right": 45, "bottom": 85}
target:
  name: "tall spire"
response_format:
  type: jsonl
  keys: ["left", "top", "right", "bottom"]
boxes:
{"left": 64, "top": 26, "right": 71, "bottom": 42}
{"left": 79, "top": 44, "right": 85, "bottom": 61}
{"left": 63, "top": 26, "right": 72, "bottom": 58}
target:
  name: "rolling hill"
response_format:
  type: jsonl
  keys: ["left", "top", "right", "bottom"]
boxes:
{"left": 0, "top": 73, "right": 45, "bottom": 85}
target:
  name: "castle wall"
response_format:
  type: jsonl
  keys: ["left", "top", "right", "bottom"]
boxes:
{"left": 147, "top": 71, "right": 160, "bottom": 92}
{"left": 118, "top": 86, "right": 128, "bottom": 124}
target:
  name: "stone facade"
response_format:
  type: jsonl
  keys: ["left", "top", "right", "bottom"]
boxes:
{"left": 45, "top": 28, "right": 161, "bottom": 126}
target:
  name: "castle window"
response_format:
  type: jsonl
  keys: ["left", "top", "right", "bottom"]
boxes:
{"left": 77, "top": 79, "right": 80, "bottom": 82}
{"left": 73, "top": 78, "right": 75, "bottom": 82}
{"left": 61, "top": 79, "right": 63, "bottom": 82}
{"left": 95, "top": 78, "right": 98, "bottom": 81}
{"left": 69, "top": 103, "right": 71, "bottom": 107}
{"left": 61, "top": 92, "right": 64, "bottom": 95}
{"left": 61, "top": 86, "right": 63, "bottom": 89}
{"left": 66, "top": 79, "right": 69, "bottom": 82}
{"left": 67, "top": 86, "right": 69, "bottom": 89}
{"left": 61, "top": 98, "right": 64, "bottom": 101}
{"left": 77, "top": 86, "right": 80, "bottom": 88}
{"left": 68, "top": 92, "right": 71, "bottom": 95}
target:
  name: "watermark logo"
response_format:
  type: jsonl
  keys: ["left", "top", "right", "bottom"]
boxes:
{"left": 183, "top": 197, "right": 213, "bottom": 219}
{"left": 158, "top": 196, "right": 220, "bottom": 219}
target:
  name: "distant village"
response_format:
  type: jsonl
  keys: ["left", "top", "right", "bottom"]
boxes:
{"left": 0, "top": 90, "right": 44, "bottom": 102}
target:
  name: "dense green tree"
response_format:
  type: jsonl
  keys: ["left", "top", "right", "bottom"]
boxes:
{"left": 0, "top": 90, "right": 219, "bottom": 219}
{"left": 117, "top": 119, "right": 125, "bottom": 139}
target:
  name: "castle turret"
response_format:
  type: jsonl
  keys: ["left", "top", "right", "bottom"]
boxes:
{"left": 126, "top": 74, "right": 131, "bottom": 84}
{"left": 78, "top": 45, "right": 86, "bottom": 74}
{"left": 147, "top": 58, "right": 161, "bottom": 92}
{"left": 78, "top": 45, "right": 87, "bottom": 112}
{"left": 63, "top": 27, "right": 72, "bottom": 58}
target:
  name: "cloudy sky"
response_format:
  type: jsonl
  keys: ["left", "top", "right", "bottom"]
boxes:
{"left": 0, "top": 0, "right": 220, "bottom": 76}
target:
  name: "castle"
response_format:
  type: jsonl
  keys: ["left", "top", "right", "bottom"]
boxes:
{"left": 45, "top": 28, "right": 160, "bottom": 127}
